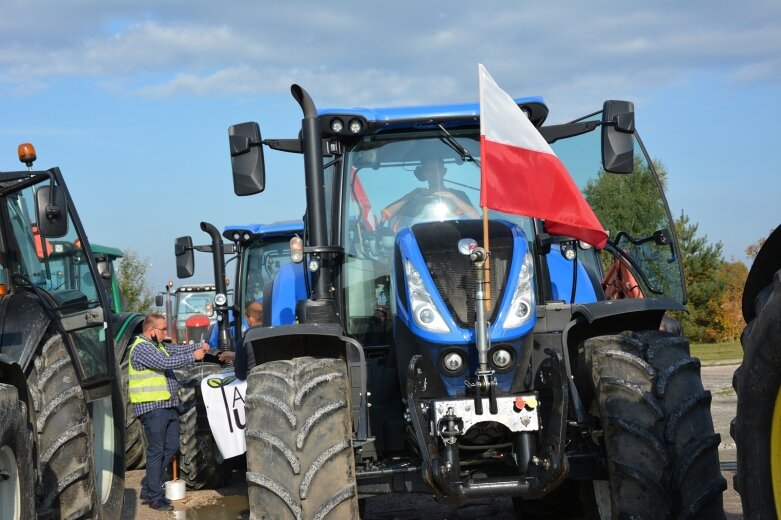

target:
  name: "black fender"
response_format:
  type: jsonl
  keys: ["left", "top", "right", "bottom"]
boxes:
{"left": 0, "top": 291, "right": 51, "bottom": 371}
{"left": 110, "top": 311, "right": 146, "bottom": 363}
{"left": 743, "top": 224, "right": 781, "bottom": 322}
{"left": 567, "top": 297, "right": 685, "bottom": 349}
{"left": 243, "top": 323, "right": 369, "bottom": 441}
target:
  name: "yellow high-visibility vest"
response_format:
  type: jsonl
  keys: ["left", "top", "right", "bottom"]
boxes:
{"left": 127, "top": 336, "right": 171, "bottom": 403}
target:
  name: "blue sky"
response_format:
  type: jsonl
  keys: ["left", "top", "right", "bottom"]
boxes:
{"left": 1, "top": 1, "right": 779, "bottom": 292}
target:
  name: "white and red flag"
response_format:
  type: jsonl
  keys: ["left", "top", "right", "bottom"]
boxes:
{"left": 479, "top": 64, "right": 607, "bottom": 248}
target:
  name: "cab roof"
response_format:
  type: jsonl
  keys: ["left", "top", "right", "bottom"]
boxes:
{"left": 319, "top": 96, "right": 548, "bottom": 129}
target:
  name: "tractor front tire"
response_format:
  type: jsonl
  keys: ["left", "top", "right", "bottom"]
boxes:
{"left": 176, "top": 361, "right": 228, "bottom": 489}
{"left": 245, "top": 357, "right": 358, "bottom": 519}
{"left": 582, "top": 331, "right": 726, "bottom": 519}
{"left": 732, "top": 269, "right": 781, "bottom": 518}
{"left": 0, "top": 383, "right": 36, "bottom": 520}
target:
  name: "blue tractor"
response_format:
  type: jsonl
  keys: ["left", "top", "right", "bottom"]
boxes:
{"left": 171, "top": 220, "right": 305, "bottom": 489}
{"left": 227, "top": 86, "right": 726, "bottom": 519}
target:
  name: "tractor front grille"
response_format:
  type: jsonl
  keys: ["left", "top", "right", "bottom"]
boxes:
{"left": 412, "top": 220, "right": 514, "bottom": 328}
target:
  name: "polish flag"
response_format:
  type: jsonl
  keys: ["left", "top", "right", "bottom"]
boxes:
{"left": 479, "top": 64, "right": 607, "bottom": 248}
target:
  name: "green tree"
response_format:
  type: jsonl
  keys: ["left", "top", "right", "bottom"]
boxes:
{"left": 673, "top": 211, "right": 724, "bottom": 342}
{"left": 584, "top": 157, "right": 669, "bottom": 241}
{"left": 585, "top": 158, "right": 683, "bottom": 301}
{"left": 116, "top": 249, "right": 154, "bottom": 312}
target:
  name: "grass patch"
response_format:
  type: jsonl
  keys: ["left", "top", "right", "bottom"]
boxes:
{"left": 690, "top": 341, "right": 742, "bottom": 363}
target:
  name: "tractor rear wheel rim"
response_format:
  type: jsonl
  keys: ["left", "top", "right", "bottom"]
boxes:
{"left": 771, "top": 386, "right": 781, "bottom": 518}
{"left": 0, "top": 445, "right": 20, "bottom": 520}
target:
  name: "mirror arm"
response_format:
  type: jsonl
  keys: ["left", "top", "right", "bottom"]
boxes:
{"left": 540, "top": 121, "right": 601, "bottom": 144}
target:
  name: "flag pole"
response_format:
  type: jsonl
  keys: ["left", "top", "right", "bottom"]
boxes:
{"left": 478, "top": 64, "right": 491, "bottom": 313}
{"left": 482, "top": 207, "right": 491, "bottom": 313}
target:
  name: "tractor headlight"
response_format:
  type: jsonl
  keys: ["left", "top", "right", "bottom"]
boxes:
{"left": 502, "top": 251, "right": 535, "bottom": 329}
{"left": 442, "top": 351, "right": 465, "bottom": 373}
{"left": 406, "top": 259, "right": 449, "bottom": 333}
{"left": 492, "top": 348, "right": 513, "bottom": 369}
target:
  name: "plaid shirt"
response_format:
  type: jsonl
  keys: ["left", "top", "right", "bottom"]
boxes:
{"left": 129, "top": 336, "right": 200, "bottom": 418}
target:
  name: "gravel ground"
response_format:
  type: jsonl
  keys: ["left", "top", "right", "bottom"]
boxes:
{"left": 121, "top": 363, "right": 744, "bottom": 519}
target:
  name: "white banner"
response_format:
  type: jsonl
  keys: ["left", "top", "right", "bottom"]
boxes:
{"left": 200, "top": 370, "right": 247, "bottom": 459}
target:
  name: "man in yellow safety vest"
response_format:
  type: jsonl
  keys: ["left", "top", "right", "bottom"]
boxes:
{"left": 129, "top": 313, "right": 208, "bottom": 511}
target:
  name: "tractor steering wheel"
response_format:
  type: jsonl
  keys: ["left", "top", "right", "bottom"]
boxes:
{"left": 390, "top": 193, "right": 461, "bottom": 229}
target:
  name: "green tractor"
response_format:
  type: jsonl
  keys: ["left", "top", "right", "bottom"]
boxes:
{"left": 732, "top": 223, "right": 781, "bottom": 518}
{"left": 0, "top": 143, "right": 125, "bottom": 518}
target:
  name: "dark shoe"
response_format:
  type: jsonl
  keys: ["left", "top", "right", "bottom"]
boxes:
{"left": 149, "top": 499, "right": 173, "bottom": 511}
{"left": 140, "top": 497, "right": 150, "bottom": 505}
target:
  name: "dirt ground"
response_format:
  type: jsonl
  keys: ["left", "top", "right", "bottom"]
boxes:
{"left": 121, "top": 363, "right": 744, "bottom": 519}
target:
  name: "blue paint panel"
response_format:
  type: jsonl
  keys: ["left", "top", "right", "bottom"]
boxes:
{"left": 396, "top": 221, "right": 536, "bottom": 345}
{"left": 546, "top": 247, "right": 598, "bottom": 303}
{"left": 319, "top": 96, "right": 545, "bottom": 123}
{"left": 223, "top": 220, "right": 303, "bottom": 238}
{"left": 269, "top": 262, "right": 307, "bottom": 326}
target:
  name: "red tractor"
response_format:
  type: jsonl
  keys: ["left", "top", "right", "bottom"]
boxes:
{"left": 155, "top": 282, "right": 217, "bottom": 343}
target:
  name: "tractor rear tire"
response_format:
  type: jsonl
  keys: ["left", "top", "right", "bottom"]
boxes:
{"left": 0, "top": 384, "right": 36, "bottom": 520}
{"left": 732, "top": 269, "right": 781, "bottom": 518}
{"left": 120, "top": 354, "right": 147, "bottom": 469}
{"left": 582, "top": 331, "right": 726, "bottom": 519}
{"left": 27, "top": 334, "right": 99, "bottom": 519}
{"left": 245, "top": 357, "right": 359, "bottom": 519}
{"left": 176, "top": 361, "right": 228, "bottom": 489}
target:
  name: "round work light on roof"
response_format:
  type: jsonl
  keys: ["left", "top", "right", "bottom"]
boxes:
{"left": 330, "top": 118, "right": 344, "bottom": 133}
{"left": 348, "top": 119, "right": 363, "bottom": 134}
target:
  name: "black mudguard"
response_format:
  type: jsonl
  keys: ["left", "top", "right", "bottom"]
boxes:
{"left": 743, "top": 224, "right": 781, "bottom": 322}
{"left": 110, "top": 311, "right": 145, "bottom": 362}
{"left": 243, "top": 323, "right": 369, "bottom": 441}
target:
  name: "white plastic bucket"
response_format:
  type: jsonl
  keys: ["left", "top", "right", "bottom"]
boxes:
{"left": 164, "top": 479, "right": 186, "bottom": 501}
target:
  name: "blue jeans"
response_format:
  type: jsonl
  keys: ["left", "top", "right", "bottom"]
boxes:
{"left": 139, "top": 407, "right": 180, "bottom": 501}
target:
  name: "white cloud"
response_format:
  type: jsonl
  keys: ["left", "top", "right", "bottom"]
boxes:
{"left": 0, "top": 0, "right": 778, "bottom": 106}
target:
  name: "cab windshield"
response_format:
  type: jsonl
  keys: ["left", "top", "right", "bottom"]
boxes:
{"left": 175, "top": 290, "right": 215, "bottom": 340}
{"left": 342, "top": 131, "right": 533, "bottom": 345}
{"left": 5, "top": 182, "right": 101, "bottom": 308}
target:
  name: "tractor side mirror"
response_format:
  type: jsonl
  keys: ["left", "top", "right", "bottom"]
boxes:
{"left": 95, "top": 255, "right": 112, "bottom": 280}
{"left": 229, "top": 122, "right": 266, "bottom": 196}
{"left": 601, "top": 100, "right": 635, "bottom": 174}
{"left": 35, "top": 185, "right": 68, "bottom": 238}
{"left": 175, "top": 236, "right": 195, "bottom": 278}
{"left": 155, "top": 294, "right": 164, "bottom": 307}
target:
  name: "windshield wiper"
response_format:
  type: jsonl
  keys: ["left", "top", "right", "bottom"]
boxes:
{"left": 434, "top": 123, "right": 480, "bottom": 167}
